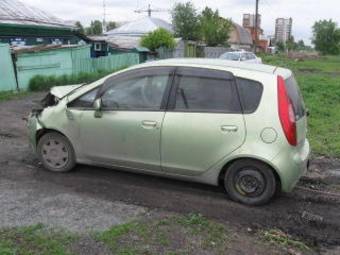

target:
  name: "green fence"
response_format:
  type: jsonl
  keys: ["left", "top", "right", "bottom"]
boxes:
{"left": 14, "top": 45, "right": 139, "bottom": 90}
{"left": 0, "top": 44, "right": 17, "bottom": 91}
{"left": 72, "top": 53, "right": 139, "bottom": 74}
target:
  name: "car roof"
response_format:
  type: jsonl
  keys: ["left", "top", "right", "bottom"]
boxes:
{"left": 135, "top": 58, "right": 291, "bottom": 76}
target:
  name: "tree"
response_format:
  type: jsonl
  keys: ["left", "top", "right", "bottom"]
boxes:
{"left": 140, "top": 28, "right": 176, "bottom": 51}
{"left": 276, "top": 41, "right": 285, "bottom": 52}
{"left": 296, "top": 40, "right": 305, "bottom": 50}
{"left": 75, "top": 21, "right": 85, "bottom": 34}
{"left": 171, "top": 2, "right": 200, "bottom": 40}
{"left": 85, "top": 20, "right": 103, "bottom": 35}
{"left": 312, "top": 19, "right": 340, "bottom": 55}
{"left": 199, "top": 7, "right": 232, "bottom": 46}
{"left": 106, "top": 21, "right": 117, "bottom": 31}
{"left": 286, "top": 36, "right": 297, "bottom": 51}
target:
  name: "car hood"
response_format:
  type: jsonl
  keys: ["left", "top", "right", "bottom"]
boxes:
{"left": 50, "top": 84, "right": 84, "bottom": 99}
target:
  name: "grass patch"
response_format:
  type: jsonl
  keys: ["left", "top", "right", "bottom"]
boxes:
{"left": 0, "top": 90, "right": 31, "bottom": 102}
{"left": 262, "top": 54, "right": 340, "bottom": 157}
{"left": 261, "top": 229, "right": 311, "bottom": 252}
{"left": 96, "top": 213, "right": 229, "bottom": 255}
{"left": 28, "top": 67, "right": 127, "bottom": 92}
{"left": 0, "top": 224, "right": 76, "bottom": 255}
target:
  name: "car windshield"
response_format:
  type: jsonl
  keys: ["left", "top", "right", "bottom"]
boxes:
{"left": 220, "top": 52, "right": 240, "bottom": 61}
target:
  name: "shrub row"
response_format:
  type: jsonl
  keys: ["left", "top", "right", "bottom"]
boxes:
{"left": 28, "top": 69, "right": 121, "bottom": 91}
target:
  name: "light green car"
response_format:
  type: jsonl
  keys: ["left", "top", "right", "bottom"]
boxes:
{"left": 28, "top": 58, "right": 310, "bottom": 205}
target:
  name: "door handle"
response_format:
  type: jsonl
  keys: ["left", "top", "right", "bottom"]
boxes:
{"left": 221, "top": 125, "right": 238, "bottom": 132}
{"left": 141, "top": 120, "right": 158, "bottom": 129}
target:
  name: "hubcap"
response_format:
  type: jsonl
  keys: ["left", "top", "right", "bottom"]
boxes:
{"left": 234, "top": 169, "right": 266, "bottom": 197}
{"left": 41, "top": 139, "right": 69, "bottom": 169}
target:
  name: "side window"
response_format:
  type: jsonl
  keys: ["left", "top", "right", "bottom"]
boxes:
{"left": 101, "top": 75, "right": 169, "bottom": 110}
{"left": 236, "top": 78, "right": 263, "bottom": 113}
{"left": 174, "top": 74, "right": 241, "bottom": 113}
{"left": 68, "top": 87, "right": 99, "bottom": 108}
{"left": 244, "top": 53, "right": 253, "bottom": 60}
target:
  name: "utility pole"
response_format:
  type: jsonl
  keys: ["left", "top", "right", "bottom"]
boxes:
{"left": 254, "top": 0, "right": 259, "bottom": 53}
{"left": 102, "top": 0, "right": 107, "bottom": 33}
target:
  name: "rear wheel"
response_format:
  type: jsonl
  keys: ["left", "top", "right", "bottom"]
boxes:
{"left": 224, "top": 159, "right": 277, "bottom": 205}
{"left": 37, "top": 132, "right": 76, "bottom": 172}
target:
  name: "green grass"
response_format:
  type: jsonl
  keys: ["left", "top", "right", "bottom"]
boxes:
{"left": 96, "top": 213, "right": 229, "bottom": 255}
{"left": 262, "top": 54, "right": 340, "bottom": 157}
{"left": 261, "top": 229, "right": 311, "bottom": 252}
{"left": 0, "top": 90, "right": 31, "bottom": 102}
{"left": 0, "top": 224, "right": 76, "bottom": 255}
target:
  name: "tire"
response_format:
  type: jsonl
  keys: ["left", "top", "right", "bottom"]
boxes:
{"left": 224, "top": 159, "right": 277, "bottom": 206}
{"left": 37, "top": 132, "right": 76, "bottom": 172}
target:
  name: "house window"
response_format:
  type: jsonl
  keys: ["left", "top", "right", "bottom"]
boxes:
{"left": 94, "top": 43, "right": 102, "bottom": 51}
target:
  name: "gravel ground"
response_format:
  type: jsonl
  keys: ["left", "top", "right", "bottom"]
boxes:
{"left": 0, "top": 93, "right": 340, "bottom": 254}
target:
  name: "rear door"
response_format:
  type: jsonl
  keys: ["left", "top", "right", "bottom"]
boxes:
{"left": 160, "top": 67, "right": 246, "bottom": 175}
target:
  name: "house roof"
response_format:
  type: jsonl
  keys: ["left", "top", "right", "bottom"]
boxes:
{"left": 228, "top": 23, "right": 253, "bottom": 46}
{"left": 0, "top": 0, "right": 75, "bottom": 29}
{"left": 105, "top": 16, "right": 173, "bottom": 36}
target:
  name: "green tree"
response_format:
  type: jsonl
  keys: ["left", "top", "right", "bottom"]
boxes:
{"left": 199, "top": 7, "right": 232, "bottom": 46}
{"left": 85, "top": 20, "right": 103, "bottom": 35}
{"left": 286, "top": 36, "right": 297, "bottom": 51}
{"left": 312, "top": 19, "right": 340, "bottom": 55}
{"left": 276, "top": 41, "right": 285, "bottom": 52}
{"left": 106, "top": 21, "right": 117, "bottom": 31}
{"left": 296, "top": 39, "right": 305, "bottom": 50}
{"left": 75, "top": 21, "right": 85, "bottom": 34}
{"left": 140, "top": 28, "right": 176, "bottom": 51}
{"left": 171, "top": 2, "right": 200, "bottom": 40}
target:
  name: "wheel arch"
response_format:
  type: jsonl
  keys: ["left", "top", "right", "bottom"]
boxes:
{"left": 218, "top": 156, "right": 282, "bottom": 194}
{"left": 36, "top": 128, "right": 71, "bottom": 145}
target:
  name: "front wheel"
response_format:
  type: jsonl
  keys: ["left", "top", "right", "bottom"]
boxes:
{"left": 224, "top": 159, "right": 277, "bottom": 206}
{"left": 37, "top": 132, "right": 76, "bottom": 172}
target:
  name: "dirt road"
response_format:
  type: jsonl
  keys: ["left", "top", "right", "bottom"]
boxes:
{"left": 0, "top": 93, "right": 339, "bottom": 254}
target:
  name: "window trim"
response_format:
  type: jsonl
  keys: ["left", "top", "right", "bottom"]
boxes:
{"left": 167, "top": 67, "right": 243, "bottom": 114}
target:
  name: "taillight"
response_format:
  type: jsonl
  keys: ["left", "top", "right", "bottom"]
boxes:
{"left": 277, "top": 76, "right": 297, "bottom": 146}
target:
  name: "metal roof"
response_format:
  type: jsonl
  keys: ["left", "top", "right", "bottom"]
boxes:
{"left": 229, "top": 23, "right": 253, "bottom": 46}
{"left": 105, "top": 16, "right": 173, "bottom": 36}
{"left": 0, "top": 0, "right": 75, "bottom": 29}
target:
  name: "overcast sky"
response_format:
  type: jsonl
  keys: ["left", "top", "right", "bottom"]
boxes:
{"left": 24, "top": 0, "right": 340, "bottom": 45}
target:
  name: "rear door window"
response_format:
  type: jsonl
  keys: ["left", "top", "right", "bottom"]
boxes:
{"left": 172, "top": 67, "right": 241, "bottom": 113}
{"left": 236, "top": 78, "right": 263, "bottom": 113}
{"left": 285, "top": 75, "right": 305, "bottom": 119}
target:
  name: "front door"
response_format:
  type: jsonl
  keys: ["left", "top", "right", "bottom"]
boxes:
{"left": 68, "top": 67, "right": 174, "bottom": 171}
{"left": 161, "top": 67, "right": 246, "bottom": 175}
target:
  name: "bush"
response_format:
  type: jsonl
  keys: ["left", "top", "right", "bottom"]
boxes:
{"left": 28, "top": 68, "right": 125, "bottom": 92}
{"left": 140, "top": 28, "right": 176, "bottom": 51}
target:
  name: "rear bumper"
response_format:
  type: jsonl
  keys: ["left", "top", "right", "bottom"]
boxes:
{"left": 272, "top": 139, "right": 310, "bottom": 192}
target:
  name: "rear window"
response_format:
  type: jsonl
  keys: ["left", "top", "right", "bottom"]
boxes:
{"left": 285, "top": 75, "right": 305, "bottom": 119}
{"left": 236, "top": 78, "right": 263, "bottom": 113}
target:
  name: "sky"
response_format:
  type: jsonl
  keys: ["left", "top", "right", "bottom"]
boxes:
{"left": 23, "top": 0, "right": 340, "bottom": 45}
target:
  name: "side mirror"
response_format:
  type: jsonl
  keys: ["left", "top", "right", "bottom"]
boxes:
{"left": 93, "top": 98, "right": 103, "bottom": 118}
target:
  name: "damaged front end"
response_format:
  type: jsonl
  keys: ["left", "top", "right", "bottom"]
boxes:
{"left": 31, "top": 92, "right": 59, "bottom": 116}
{"left": 31, "top": 84, "right": 85, "bottom": 116}
{"left": 28, "top": 84, "right": 85, "bottom": 152}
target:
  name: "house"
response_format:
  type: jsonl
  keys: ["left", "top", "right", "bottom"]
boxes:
{"left": 228, "top": 23, "right": 253, "bottom": 50}
{"left": 0, "top": 0, "right": 83, "bottom": 47}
